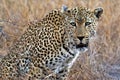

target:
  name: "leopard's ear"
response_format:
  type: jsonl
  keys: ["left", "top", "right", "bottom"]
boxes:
{"left": 94, "top": 8, "right": 103, "bottom": 19}
{"left": 61, "top": 5, "right": 68, "bottom": 13}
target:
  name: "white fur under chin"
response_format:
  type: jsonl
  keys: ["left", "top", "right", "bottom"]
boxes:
{"left": 54, "top": 47, "right": 88, "bottom": 74}
{"left": 68, "top": 47, "right": 88, "bottom": 70}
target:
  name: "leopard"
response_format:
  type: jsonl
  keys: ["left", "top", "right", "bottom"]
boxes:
{"left": 0, "top": 6, "right": 103, "bottom": 80}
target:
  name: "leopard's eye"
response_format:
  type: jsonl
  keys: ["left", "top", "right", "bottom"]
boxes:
{"left": 70, "top": 22, "right": 76, "bottom": 26}
{"left": 85, "top": 22, "right": 91, "bottom": 26}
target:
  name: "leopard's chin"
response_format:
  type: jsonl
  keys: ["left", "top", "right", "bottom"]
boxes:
{"left": 76, "top": 43, "right": 88, "bottom": 52}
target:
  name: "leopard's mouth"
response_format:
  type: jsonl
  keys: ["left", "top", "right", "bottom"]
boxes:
{"left": 76, "top": 43, "right": 88, "bottom": 49}
{"left": 75, "top": 43, "right": 88, "bottom": 52}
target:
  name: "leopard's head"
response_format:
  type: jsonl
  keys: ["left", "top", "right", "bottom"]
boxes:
{"left": 61, "top": 6, "right": 103, "bottom": 53}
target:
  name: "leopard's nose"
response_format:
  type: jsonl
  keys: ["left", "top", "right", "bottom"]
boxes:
{"left": 77, "top": 36, "right": 84, "bottom": 41}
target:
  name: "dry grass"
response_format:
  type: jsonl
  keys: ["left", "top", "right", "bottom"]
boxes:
{"left": 0, "top": 0, "right": 120, "bottom": 80}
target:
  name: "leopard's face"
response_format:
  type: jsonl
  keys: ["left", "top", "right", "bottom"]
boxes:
{"left": 62, "top": 7, "right": 103, "bottom": 53}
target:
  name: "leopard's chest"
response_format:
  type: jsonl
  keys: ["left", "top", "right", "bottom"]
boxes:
{"left": 45, "top": 47, "right": 80, "bottom": 74}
